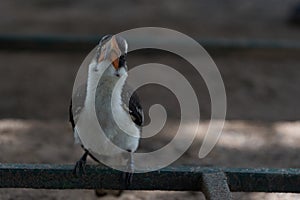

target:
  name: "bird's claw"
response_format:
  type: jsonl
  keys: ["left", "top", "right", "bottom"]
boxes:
{"left": 122, "top": 171, "right": 133, "bottom": 188}
{"left": 73, "top": 159, "right": 86, "bottom": 177}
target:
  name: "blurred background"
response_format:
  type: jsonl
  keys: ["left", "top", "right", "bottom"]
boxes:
{"left": 0, "top": 0, "right": 300, "bottom": 199}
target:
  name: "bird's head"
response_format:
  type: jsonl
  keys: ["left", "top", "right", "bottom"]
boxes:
{"left": 94, "top": 34, "right": 128, "bottom": 77}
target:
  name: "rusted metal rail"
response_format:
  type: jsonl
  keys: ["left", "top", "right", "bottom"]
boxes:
{"left": 1, "top": 164, "right": 300, "bottom": 200}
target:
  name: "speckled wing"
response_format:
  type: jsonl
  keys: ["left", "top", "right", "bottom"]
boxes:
{"left": 121, "top": 83, "right": 144, "bottom": 128}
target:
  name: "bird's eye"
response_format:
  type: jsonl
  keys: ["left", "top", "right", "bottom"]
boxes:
{"left": 119, "top": 55, "right": 126, "bottom": 63}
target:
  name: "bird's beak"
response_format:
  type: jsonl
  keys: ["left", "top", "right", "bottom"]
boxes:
{"left": 110, "top": 36, "right": 121, "bottom": 70}
{"left": 98, "top": 36, "right": 121, "bottom": 70}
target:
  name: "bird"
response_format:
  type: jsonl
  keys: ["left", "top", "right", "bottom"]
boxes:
{"left": 69, "top": 35, "right": 144, "bottom": 193}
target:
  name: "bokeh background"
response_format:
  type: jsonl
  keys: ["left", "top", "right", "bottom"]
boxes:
{"left": 0, "top": 0, "right": 300, "bottom": 199}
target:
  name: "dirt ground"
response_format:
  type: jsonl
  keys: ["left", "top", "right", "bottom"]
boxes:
{"left": 1, "top": 0, "right": 300, "bottom": 199}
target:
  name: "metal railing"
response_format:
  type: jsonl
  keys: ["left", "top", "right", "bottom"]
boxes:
{"left": 1, "top": 164, "right": 300, "bottom": 200}
{"left": 1, "top": 34, "right": 300, "bottom": 52}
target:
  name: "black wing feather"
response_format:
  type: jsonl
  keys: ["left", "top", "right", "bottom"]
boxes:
{"left": 122, "top": 84, "right": 144, "bottom": 127}
{"left": 69, "top": 99, "right": 75, "bottom": 130}
{"left": 129, "top": 91, "right": 144, "bottom": 127}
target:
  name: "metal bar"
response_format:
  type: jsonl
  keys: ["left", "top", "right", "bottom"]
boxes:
{"left": 0, "top": 164, "right": 204, "bottom": 190}
{"left": 1, "top": 34, "right": 300, "bottom": 52}
{"left": 226, "top": 168, "right": 300, "bottom": 193}
{"left": 1, "top": 164, "right": 300, "bottom": 193}
{"left": 202, "top": 171, "right": 232, "bottom": 200}
{"left": 0, "top": 34, "right": 99, "bottom": 52}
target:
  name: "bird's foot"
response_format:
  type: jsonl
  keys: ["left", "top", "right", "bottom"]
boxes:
{"left": 121, "top": 151, "right": 134, "bottom": 188}
{"left": 73, "top": 159, "right": 86, "bottom": 177}
{"left": 122, "top": 170, "right": 133, "bottom": 189}
{"left": 73, "top": 151, "right": 88, "bottom": 177}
